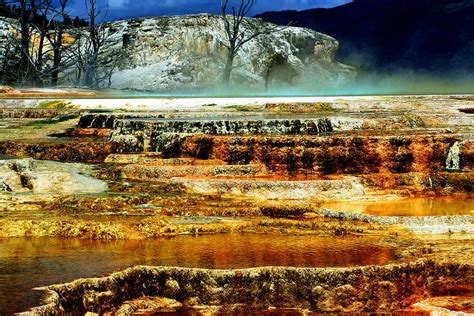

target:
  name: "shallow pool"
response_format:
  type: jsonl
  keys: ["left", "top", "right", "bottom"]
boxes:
{"left": 0, "top": 234, "right": 395, "bottom": 314}
{"left": 321, "top": 197, "right": 474, "bottom": 216}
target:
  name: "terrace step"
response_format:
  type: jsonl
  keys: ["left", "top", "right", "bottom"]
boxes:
{"left": 121, "top": 164, "right": 266, "bottom": 180}
{"left": 150, "top": 134, "right": 473, "bottom": 176}
{"left": 104, "top": 154, "right": 225, "bottom": 165}
{"left": 172, "top": 176, "right": 365, "bottom": 200}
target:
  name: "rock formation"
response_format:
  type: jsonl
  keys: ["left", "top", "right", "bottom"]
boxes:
{"left": 0, "top": 158, "right": 107, "bottom": 194}
{"left": 30, "top": 260, "right": 473, "bottom": 314}
{"left": 0, "top": 95, "right": 473, "bottom": 314}
{"left": 0, "top": 14, "right": 355, "bottom": 92}
{"left": 94, "top": 14, "right": 355, "bottom": 92}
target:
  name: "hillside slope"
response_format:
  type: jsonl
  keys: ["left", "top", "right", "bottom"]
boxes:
{"left": 101, "top": 14, "right": 355, "bottom": 92}
{"left": 257, "top": 0, "right": 474, "bottom": 77}
{"left": 0, "top": 15, "right": 356, "bottom": 92}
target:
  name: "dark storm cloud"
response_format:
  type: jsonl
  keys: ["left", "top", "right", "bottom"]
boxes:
{"left": 67, "top": 0, "right": 351, "bottom": 21}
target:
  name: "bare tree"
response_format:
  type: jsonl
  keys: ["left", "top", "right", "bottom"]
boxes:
{"left": 17, "top": 0, "right": 40, "bottom": 85}
{"left": 0, "top": 0, "right": 68, "bottom": 86}
{"left": 0, "top": 0, "right": 92, "bottom": 86}
{"left": 0, "top": 18, "right": 21, "bottom": 84}
{"left": 0, "top": 0, "right": 40, "bottom": 85}
{"left": 82, "top": 0, "right": 100, "bottom": 87}
{"left": 45, "top": 0, "right": 69, "bottom": 85}
{"left": 70, "top": 0, "right": 120, "bottom": 88}
{"left": 220, "top": 0, "right": 292, "bottom": 85}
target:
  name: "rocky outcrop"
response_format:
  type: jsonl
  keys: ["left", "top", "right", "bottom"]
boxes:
{"left": 80, "top": 14, "right": 354, "bottom": 91}
{"left": 30, "top": 260, "right": 473, "bottom": 314}
{"left": 0, "top": 158, "right": 107, "bottom": 194}
{"left": 109, "top": 118, "right": 339, "bottom": 152}
{"left": 0, "top": 14, "right": 355, "bottom": 91}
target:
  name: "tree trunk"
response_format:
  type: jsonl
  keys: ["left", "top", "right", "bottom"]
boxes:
{"left": 35, "top": 34, "right": 45, "bottom": 87}
{"left": 51, "top": 50, "right": 60, "bottom": 86}
{"left": 19, "top": 0, "right": 31, "bottom": 84}
{"left": 222, "top": 49, "right": 235, "bottom": 85}
{"left": 51, "top": 31, "right": 64, "bottom": 86}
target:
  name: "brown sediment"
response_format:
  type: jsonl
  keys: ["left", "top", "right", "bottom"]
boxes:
{"left": 68, "top": 127, "right": 112, "bottom": 138}
{"left": 360, "top": 171, "right": 474, "bottom": 195}
{"left": 0, "top": 210, "right": 391, "bottom": 239}
{"left": 0, "top": 90, "right": 96, "bottom": 98}
{"left": 459, "top": 108, "right": 474, "bottom": 114}
{"left": 0, "top": 139, "right": 119, "bottom": 163}
{"left": 0, "top": 108, "right": 80, "bottom": 119}
{"left": 30, "top": 260, "right": 473, "bottom": 314}
{"left": 160, "top": 134, "right": 471, "bottom": 175}
{"left": 121, "top": 164, "right": 266, "bottom": 180}
{"left": 415, "top": 288, "right": 474, "bottom": 313}
{"left": 263, "top": 102, "right": 336, "bottom": 113}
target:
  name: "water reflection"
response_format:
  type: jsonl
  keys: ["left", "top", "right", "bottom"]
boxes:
{"left": 0, "top": 234, "right": 394, "bottom": 314}
{"left": 321, "top": 197, "right": 474, "bottom": 216}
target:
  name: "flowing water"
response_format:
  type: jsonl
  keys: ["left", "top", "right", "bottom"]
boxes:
{"left": 321, "top": 197, "right": 474, "bottom": 216}
{"left": 0, "top": 234, "right": 395, "bottom": 315}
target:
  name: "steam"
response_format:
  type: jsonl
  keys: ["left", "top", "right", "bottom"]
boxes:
{"left": 119, "top": 73, "right": 474, "bottom": 97}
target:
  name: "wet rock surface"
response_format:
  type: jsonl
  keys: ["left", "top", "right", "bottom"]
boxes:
{"left": 319, "top": 208, "right": 474, "bottom": 234}
{"left": 30, "top": 260, "right": 473, "bottom": 314}
{"left": 151, "top": 133, "right": 471, "bottom": 176}
{"left": 110, "top": 117, "right": 336, "bottom": 152}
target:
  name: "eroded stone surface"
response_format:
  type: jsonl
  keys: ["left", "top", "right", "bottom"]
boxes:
{"left": 29, "top": 261, "right": 473, "bottom": 314}
{"left": 0, "top": 158, "right": 107, "bottom": 194}
{"left": 0, "top": 15, "right": 356, "bottom": 92}
{"left": 153, "top": 134, "right": 472, "bottom": 176}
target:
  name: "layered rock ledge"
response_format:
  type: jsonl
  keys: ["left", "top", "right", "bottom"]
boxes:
{"left": 319, "top": 209, "right": 474, "bottom": 234}
{"left": 128, "top": 133, "right": 471, "bottom": 176}
{"left": 30, "top": 260, "right": 473, "bottom": 314}
{"left": 173, "top": 177, "right": 365, "bottom": 200}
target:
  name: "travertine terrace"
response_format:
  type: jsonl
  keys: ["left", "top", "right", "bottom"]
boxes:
{"left": 0, "top": 94, "right": 473, "bottom": 315}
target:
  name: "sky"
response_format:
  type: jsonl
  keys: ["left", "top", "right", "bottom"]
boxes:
{"left": 66, "top": 0, "right": 352, "bottom": 22}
